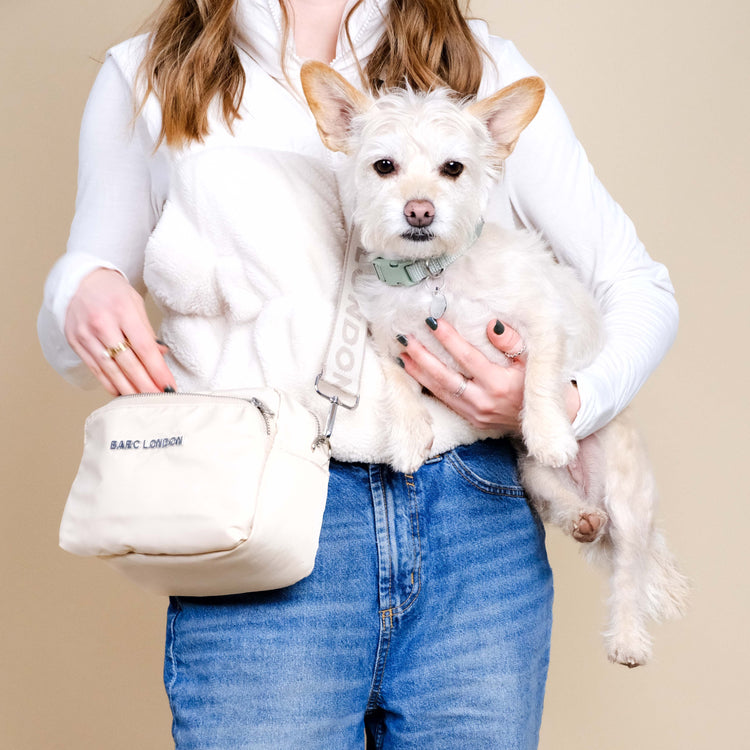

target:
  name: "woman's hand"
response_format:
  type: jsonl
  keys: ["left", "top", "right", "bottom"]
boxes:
{"left": 397, "top": 317, "right": 580, "bottom": 431}
{"left": 64, "top": 268, "right": 176, "bottom": 396}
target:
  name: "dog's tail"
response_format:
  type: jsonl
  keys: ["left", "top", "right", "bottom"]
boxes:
{"left": 642, "top": 529, "right": 690, "bottom": 622}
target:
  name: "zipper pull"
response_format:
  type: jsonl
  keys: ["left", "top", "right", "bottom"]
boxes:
{"left": 249, "top": 397, "right": 275, "bottom": 435}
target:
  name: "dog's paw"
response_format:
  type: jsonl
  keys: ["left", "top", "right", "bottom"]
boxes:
{"left": 521, "top": 409, "right": 579, "bottom": 468}
{"left": 571, "top": 509, "right": 608, "bottom": 543}
{"left": 388, "top": 412, "right": 434, "bottom": 474}
{"left": 606, "top": 639, "right": 652, "bottom": 669}
{"left": 390, "top": 439, "right": 433, "bottom": 474}
{"left": 604, "top": 622, "right": 652, "bottom": 668}
{"left": 525, "top": 431, "right": 579, "bottom": 468}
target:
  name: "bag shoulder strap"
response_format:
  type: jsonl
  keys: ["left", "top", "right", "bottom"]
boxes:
{"left": 315, "top": 225, "right": 368, "bottom": 440}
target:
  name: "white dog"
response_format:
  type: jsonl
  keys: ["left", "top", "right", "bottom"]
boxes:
{"left": 301, "top": 62, "right": 688, "bottom": 667}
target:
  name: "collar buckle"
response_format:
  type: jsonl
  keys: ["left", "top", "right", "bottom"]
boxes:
{"left": 372, "top": 258, "right": 420, "bottom": 286}
{"left": 370, "top": 219, "right": 485, "bottom": 288}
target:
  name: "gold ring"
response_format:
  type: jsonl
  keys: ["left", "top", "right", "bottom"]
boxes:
{"left": 104, "top": 339, "right": 131, "bottom": 359}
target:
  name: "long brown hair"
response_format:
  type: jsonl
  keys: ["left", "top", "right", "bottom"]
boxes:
{"left": 362, "top": 0, "right": 483, "bottom": 96}
{"left": 137, "top": 0, "right": 485, "bottom": 148}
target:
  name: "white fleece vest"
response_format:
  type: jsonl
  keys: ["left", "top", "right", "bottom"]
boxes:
{"left": 108, "top": 30, "right": 516, "bottom": 464}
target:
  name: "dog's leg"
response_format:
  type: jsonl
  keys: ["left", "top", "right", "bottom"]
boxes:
{"left": 520, "top": 332, "right": 579, "bottom": 468}
{"left": 598, "top": 538, "right": 654, "bottom": 668}
{"left": 379, "top": 358, "right": 435, "bottom": 473}
{"left": 518, "top": 450, "right": 608, "bottom": 543}
{"left": 597, "top": 420, "right": 654, "bottom": 667}
{"left": 592, "top": 415, "right": 689, "bottom": 667}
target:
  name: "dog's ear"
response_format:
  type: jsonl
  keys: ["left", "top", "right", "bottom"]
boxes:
{"left": 467, "top": 77, "right": 546, "bottom": 160}
{"left": 300, "top": 61, "right": 370, "bottom": 154}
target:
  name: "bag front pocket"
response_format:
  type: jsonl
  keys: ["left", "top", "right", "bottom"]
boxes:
{"left": 60, "top": 392, "right": 275, "bottom": 557}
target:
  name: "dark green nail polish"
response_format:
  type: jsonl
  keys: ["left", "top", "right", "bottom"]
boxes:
{"left": 163, "top": 385, "right": 176, "bottom": 393}
{"left": 396, "top": 357, "right": 405, "bottom": 369}
{"left": 426, "top": 317, "right": 438, "bottom": 330}
{"left": 396, "top": 334, "right": 408, "bottom": 346}
{"left": 493, "top": 320, "right": 505, "bottom": 335}
{"left": 156, "top": 338, "right": 168, "bottom": 346}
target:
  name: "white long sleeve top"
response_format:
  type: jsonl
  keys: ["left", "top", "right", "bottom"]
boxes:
{"left": 38, "top": 0, "right": 678, "bottom": 461}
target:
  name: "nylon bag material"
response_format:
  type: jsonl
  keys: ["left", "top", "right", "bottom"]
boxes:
{"left": 59, "top": 388, "right": 330, "bottom": 596}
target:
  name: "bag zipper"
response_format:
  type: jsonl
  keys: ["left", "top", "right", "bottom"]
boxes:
{"left": 249, "top": 397, "right": 274, "bottom": 435}
{"left": 116, "top": 391, "right": 275, "bottom": 436}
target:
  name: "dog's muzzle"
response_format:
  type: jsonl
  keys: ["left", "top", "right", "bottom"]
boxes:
{"left": 401, "top": 227, "right": 435, "bottom": 242}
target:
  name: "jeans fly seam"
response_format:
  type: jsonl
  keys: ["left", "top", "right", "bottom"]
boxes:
{"left": 377, "top": 475, "right": 423, "bottom": 620}
{"left": 369, "top": 464, "right": 393, "bottom": 614}
{"left": 366, "top": 610, "right": 394, "bottom": 713}
{"left": 390, "top": 472, "right": 423, "bottom": 617}
{"left": 370, "top": 720, "right": 386, "bottom": 749}
{"left": 382, "top": 468, "right": 394, "bottom": 613}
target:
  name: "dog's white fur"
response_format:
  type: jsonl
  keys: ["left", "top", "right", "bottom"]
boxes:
{"left": 301, "top": 61, "right": 688, "bottom": 666}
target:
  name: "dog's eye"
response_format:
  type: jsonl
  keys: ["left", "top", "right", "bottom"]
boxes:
{"left": 373, "top": 159, "right": 396, "bottom": 176}
{"left": 441, "top": 161, "right": 464, "bottom": 178}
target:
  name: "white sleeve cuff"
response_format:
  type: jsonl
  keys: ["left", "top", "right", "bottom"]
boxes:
{"left": 38, "top": 253, "right": 128, "bottom": 386}
{"left": 570, "top": 370, "right": 616, "bottom": 439}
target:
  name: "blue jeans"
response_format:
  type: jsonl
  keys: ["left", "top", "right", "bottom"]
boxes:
{"left": 164, "top": 439, "right": 553, "bottom": 748}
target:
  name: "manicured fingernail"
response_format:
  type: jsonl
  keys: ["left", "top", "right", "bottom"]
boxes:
{"left": 493, "top": 320, "right": 505, "bottom": 335}
{"left": 426, "top": 317, "right": 438, "bottom": 330}
{"left": 396, "top": 357, "right": 405, "bottom": 369}
{"left": 163, "top": 385, "right": 176, "bottom": 393}
{"left": 396, "top": 334, "right": 408, "bottom": 346}
{"left": 156, "top": 338, "right": 169, "bottom": 347}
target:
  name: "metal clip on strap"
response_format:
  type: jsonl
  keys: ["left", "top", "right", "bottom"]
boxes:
{"left": 315, "top": 375, "right": 361, "bottom": 441}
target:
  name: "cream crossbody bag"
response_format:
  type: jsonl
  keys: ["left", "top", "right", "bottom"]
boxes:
{"left": 59, "top": 229, "right": 367, "bottom": 597}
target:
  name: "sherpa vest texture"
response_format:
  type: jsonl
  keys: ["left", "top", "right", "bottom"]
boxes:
{"left": 108, "top": 30, "right": 517, "bottom": 464}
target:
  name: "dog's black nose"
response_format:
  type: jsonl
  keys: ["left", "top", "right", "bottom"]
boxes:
{"left": 404, "top": 200, "right": 435, "bottom": 228}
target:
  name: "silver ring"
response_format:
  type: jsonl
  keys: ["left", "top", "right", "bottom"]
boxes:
{"left": 452, "top": 376, "right": 469, "bottom": 398}
{"left": 503, "top": 343, "right": 527, "bottom": 360}
{"left": 104, "top": 339, "right": 131, "bottom": 359}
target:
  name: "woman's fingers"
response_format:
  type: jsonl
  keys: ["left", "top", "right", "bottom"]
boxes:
{"left": 120, "top": 319, "right": 176, "bottom": 393}
{"left": 83, "top": 328, "right": 173, "bottom": 395}
{"left": 421, "top": 316, "right": 488, "bottom": 386}
{"left": 64, "top": 268, "right": 176, "bottom": 395}
{"left": 420, "top": 317, "right": 527, "bottom": 373}
{"left": 486, "top": 319, "right": 527, "bottom": 364}
{"left": 399, "top": 337, "right": 474, "bottom": 405}
{"left": 82, "top": 330, "right": 144, "bottom": 395}
{"left": 98, "top": 347, "right": 141, "bottom": 395}
{"left": 66, "top": 334, "right": 120, "bottom": 396}
{"left": 104, "top": 345, "right": 160, "bottom": 394}
{"left": 396, "top": 317, "right": 527, "bottom": 432}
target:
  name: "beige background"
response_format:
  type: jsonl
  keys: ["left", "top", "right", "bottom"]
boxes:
{"left": 2, "top": 0, "right": 748, "bottom": 747}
